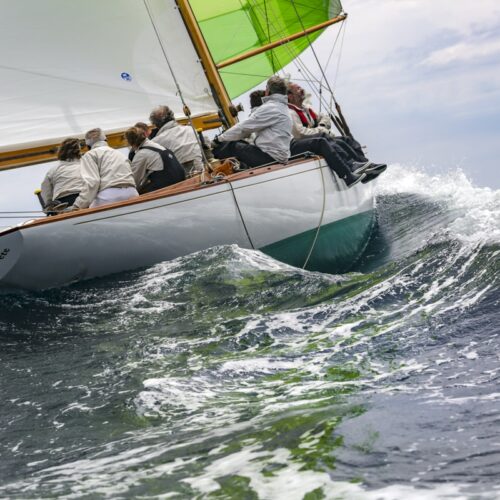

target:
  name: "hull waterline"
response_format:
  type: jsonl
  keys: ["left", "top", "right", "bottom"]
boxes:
{"left": 0, "top": 159, "right": 375, "bottom": 290}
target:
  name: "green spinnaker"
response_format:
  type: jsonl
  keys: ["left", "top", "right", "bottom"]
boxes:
{"left": 190, "top": 0, "right": 343, "bottom": 98}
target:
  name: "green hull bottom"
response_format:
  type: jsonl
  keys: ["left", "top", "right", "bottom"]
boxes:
{"left": 260, "top": 210, "right": 375, "bottom": 274}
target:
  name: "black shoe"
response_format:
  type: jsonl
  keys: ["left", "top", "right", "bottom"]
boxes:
{"left": 344, "top": 172, "right": 366, "bottom": 187}
{"left": 364, "top": 163, "right": 387, "bottom": 174}
{"left": 361, "top": 170, "right": 385, "bottom": 183}
{"left": 351, "top": 160, "right": 374, "bottom": 174}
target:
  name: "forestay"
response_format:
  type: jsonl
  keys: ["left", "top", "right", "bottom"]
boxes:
{"left": 0, "top": 0, "right": 217, "bottom": 153}
{"left": 190, "top": 0, "right": 344, "bottom": 98}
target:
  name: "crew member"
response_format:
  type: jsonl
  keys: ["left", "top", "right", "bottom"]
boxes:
{"left": 287, "top": 82, "right": 367, "bottom": 163}
{"left": 149, "top": 106, "right": 204, "bottom": 176}
{"left": 128, "top": 122, "right": 152, "bottom": 162}
{"left": 212, "top": 76, "right": 292, "bottom": 168}
{"left": 287, "top": 82, "right": 386, "bottom": 185}
{"left": 249, "top": 89, "right": 265, "bottom": 114}
{"left": 41, "top": 137, "right": 84, "bottom": 209}
{"left": 125, "top": 126, "right": 185, "bottom": 193}
{"left": 72, "top": 128, "right": 138, "bottom": 209}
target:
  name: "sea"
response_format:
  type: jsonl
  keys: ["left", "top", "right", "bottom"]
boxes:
{"left": 0, "top": 164, "right": 499, "bottom": 499}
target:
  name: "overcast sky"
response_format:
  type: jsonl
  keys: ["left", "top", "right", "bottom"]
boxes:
{"left": 1, "top": 0, "right": 498, "bottom": 228}
{"left": 324, "top": 0, "right": 500, "bottom": 188}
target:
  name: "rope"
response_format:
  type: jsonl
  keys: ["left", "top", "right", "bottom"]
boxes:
{"left": 245, "top": 0, "right": 346, "bottom": 120}
{"left": 143, "top": 0, "right": 209, "bottom": 165}
{"left": 290, "top": 0, "right": 339, "bottom": 105}
{"left": 227, "top": 179, "right": 255, "bottom": 250}
{"left": 302, "top": 158, "right": 326, "bottom": 270}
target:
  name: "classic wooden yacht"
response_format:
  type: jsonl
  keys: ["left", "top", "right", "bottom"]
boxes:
{"left": 0, "top": 0, "right": 375, "bottom": 290}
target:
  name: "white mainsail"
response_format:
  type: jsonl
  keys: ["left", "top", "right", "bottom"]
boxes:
{"left": 0, "top": 0, "right": 217, "bottom": 153}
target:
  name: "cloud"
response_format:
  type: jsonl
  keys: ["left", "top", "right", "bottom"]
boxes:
{"left": 422, "top": 38, "right": 500, "bottom": 67}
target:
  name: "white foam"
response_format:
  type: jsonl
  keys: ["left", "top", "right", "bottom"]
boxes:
{"left": 377, "top": 164, "right": 500, "bottom": 245}
{"left": 219, "top": 358, "right": 298, "bottom": 374}
{"left": 182, "top": 444, "right": 493, "bottom": 499}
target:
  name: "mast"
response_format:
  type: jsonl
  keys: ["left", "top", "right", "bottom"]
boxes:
{"left": 175, "top": 0, "right": 236, "bottom": 128}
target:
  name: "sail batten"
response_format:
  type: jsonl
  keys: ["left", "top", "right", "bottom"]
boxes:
{"left": 0, "top": 0, "right": 218, "bottom": 154}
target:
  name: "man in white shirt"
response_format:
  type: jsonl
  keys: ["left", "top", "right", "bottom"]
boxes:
{"left": 73, "top": 128, "right": 138, "bottom": 209}
{"left": 212, "top": 76, "right": 292, "bottom": 168}
{"left": 149, "top": 106, "right": 204, "bottom": 176}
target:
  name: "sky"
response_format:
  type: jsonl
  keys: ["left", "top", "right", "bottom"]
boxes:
{"left": 324, "top": 0, "right": 500, "bottom": 188}
{"left": 1, "top": 0, "right": 499, "bottom": 228}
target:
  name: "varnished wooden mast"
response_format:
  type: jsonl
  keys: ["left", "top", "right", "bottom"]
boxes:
{"left": 217, "top": 14, "right": 347, "bottom": 69}
{"left": 175, "top": 0, "right": 236, "bottom": 128}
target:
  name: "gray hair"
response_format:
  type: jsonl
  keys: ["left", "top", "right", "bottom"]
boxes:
{"left": 149, "top": 105, "right": 175, "bottom": 128}
{"left": 266, "top": 76, "right": 287, "bottom": 96}
{"left": 85, "top": 128, "right": 106, "bottom": 147}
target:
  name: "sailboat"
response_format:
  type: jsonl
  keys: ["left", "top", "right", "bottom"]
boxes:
{"left": 0, "top": 0, "right": 376, "bottom": 291}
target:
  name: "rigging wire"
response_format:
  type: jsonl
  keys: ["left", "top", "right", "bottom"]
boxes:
{"left": 289, "top": 0, "right": 353, "bottom": 136}
{"left": 253, "top": 0, "right": 344, "bottom": 122}
{"left": 263, "top": 1, "right": 276, "bottom": 73}
{"left": 143, "top": 0, "right": 208, "bottom": 165}
{"left": 321, "top": 15, "right": 347, "bottom": 93}
{"left": 289, "top": 0, "right": 338, "bottom": 104}
{"left": 246, "top": 0, "right": 345, "bottom": 116}
{"left": 302, "top": 157, "right": 326, "bottom": 270}
{"left": 332, "top": 16, "right": 348, "bottom": 92}
{"left": 317, "top": 16, "right": 344, "bottom": 112}
{"left": 247, "top": 1, "right": 323, "bottom": 91}
{"left": 243, "top": 0, "right": 288, "bottom": 79}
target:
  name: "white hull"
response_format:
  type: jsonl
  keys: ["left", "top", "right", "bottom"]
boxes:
{"left": 0, "top": 159, "right": 374, "bottom": 290}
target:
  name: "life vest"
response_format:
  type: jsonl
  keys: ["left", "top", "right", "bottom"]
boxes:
{"left": 288, "top": 103, "right": 318, "bottom": 128}
{"left": 138, "top": 145, "right": 185, "bottom": 193}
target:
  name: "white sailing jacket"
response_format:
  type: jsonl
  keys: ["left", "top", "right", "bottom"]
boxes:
{"left": 289, "top": 104, "right": 334, "bottom": 140}
{"left": 41, "top": 160, "right": 84, "bottom": 203}
{"left": 218, "top": 94, "right": 292, "bottom": 164}
{"left": 154, "top": 121, "right": 203, "bottom": 172}
{"left": 74, "top": 141, "right": 136, "bottom": 209}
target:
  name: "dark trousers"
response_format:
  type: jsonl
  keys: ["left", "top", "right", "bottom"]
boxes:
{"left": 214, "top": 140, "right": 275, "bottom": 169}
{"left": 333, "top": 136, "right": 368, "bottom": 164}
{"left": 55, "top": 193, "right": 79, "bottom": 206}
{"left": 291, "top": 137, "right": 354, "bottom": 181}
{"left": 140, "top": 167, "right": 185, "bottom": 194}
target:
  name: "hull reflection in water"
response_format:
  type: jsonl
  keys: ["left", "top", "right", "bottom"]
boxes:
{"left": 0, "top": 158, "right": 374, "bottom": 290}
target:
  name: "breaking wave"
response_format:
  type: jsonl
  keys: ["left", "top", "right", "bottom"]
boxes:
{"left": 0, "top": 165, "right": 498, "bottom": 499}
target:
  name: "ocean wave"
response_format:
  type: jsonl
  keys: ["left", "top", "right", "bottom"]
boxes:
{"left": 0, "top": 165, "right": 499, "bottom": 498}
{"left": 376, "top": 164, "right": 500, "bottom": 245}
